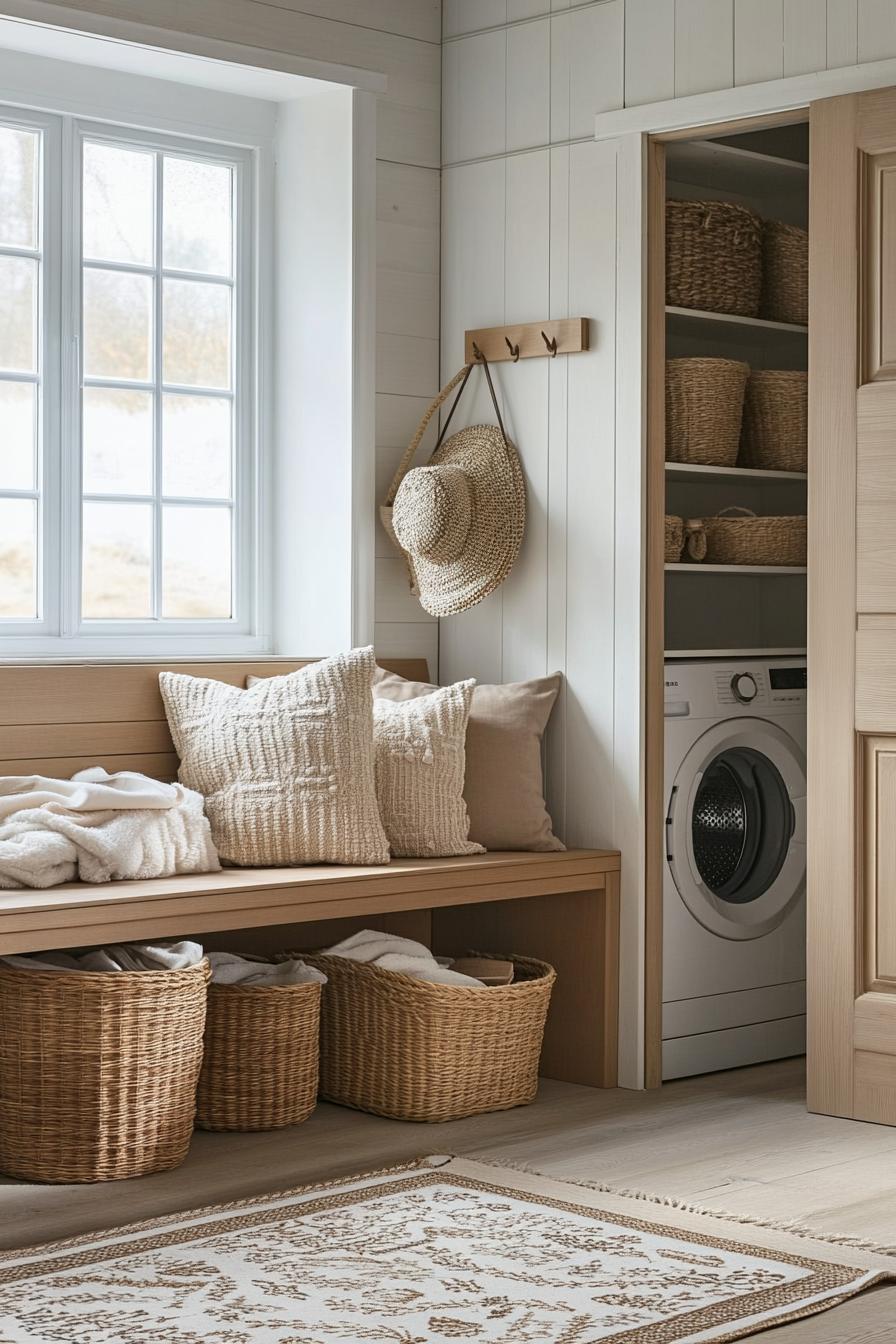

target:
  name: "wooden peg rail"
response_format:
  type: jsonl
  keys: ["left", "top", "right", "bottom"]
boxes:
{"left": 465, "top": 317, "right": 589, "bottom": 364}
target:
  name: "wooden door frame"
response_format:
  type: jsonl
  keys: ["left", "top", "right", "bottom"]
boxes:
{"left": 642, "top": 108, "right": 810, "bottom": 1089}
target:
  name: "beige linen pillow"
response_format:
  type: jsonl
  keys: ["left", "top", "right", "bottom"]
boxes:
{"left": 161, "top": 647, "right": 389, "bottom": 867}
{"left": 373, "top": 668, "right": 565, "bottom": 852}
{"left": 249, "top": 671, "right": 483, "bottom": 859}
{"left": 373, "top": 681, "right": 484, "bottom": 859}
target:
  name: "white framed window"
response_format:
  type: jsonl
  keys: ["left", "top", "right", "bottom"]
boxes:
{"left": 0, "top": 104, "right": 262, "bottom": 654}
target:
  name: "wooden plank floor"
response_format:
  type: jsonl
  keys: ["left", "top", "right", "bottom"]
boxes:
{"left": 4, "top": 1059, "right": 895, "bottom": 1340}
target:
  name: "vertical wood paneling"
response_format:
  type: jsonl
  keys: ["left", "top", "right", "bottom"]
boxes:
{"left": 501, "top": 150, "right": 551, "bottom": 683}
{"left": 439, "top": 158, "right": 507, "bottom": 685}
{"left": 545, "top": 144, "right": 571, "bottom": 843}
{"left": 674, "top": 0, "right": 735, "bottom": 97}
{"left": 443, "top": 0, "right": 506, "bottom": 39}
{"left": 551, "top": 1, "right": 625, "bottom": 142}
{"left": 784, "top": 0, "right": 828, "bottom": 75}
{"left": 735, "top": 0, "right": 784, "bottom": 85}
{"left": 564, "top": 138, "right": 619, "bottom": 850}
{"left": 827, "top": 0, "right": 858, "bottom": 66}
{"left": 624, "top": 0, "right": 676, "bottom": 106}
{"left": 442, "top": 29, "right": 506, "bottom": 164}
{"left": 506, "top": 18, "right": 551, "bottom": 153}
{"left": 858, "top": 0, "right": 896, "bottom": 63}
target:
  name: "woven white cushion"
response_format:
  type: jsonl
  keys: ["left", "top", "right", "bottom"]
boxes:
{"left": 372, "top": 680, "right": 484, "bottom": 859}
{"left": 161, "top": 648, "right": 389, "bottom": 867}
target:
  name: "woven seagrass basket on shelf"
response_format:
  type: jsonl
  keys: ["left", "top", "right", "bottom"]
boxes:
{"left": 666, "top": 199, "right": 762, "bottom": 317}
{"left": 703, "top": 507, "right": 807, "bottom": 567}
{"left": 300, "top": 951, "right": 555, "bottom": 1123}
{"left": 760, "top": 219, "right": 808, "bottom": 325}
{"left": 196, "top": 978, "right": 321, "bottom": 1132}
{"left": 683, "top": 518, "right": 707, "bottom": 562}
{"left": 665, "top": 515, "right": 684, "bottom": 563}
{"left": 0, "top": 959, "right": 209, "bottom": 1183}
{"left": 666, "top": 358, "right": 750, "bottom": 467}
{"left": 739, "top": 370, "right": 807, "bottom": 473}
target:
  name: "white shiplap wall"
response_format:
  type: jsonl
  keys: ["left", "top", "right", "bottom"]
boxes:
{"left": 29, "top": 0, "right": 441, "bottom": 673}
{"left": 440, "top": 0, "right": 896, "bottom": 1085}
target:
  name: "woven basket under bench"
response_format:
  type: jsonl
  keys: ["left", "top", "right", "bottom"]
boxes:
{"left": 300, "top": 951, "right": 556, "bottom": 1123}
{"left": 196, "top": 979, "right": 321, "bottom": 1132}
{"left": 0, "top": 959, "right": 209, "bottom": 1183}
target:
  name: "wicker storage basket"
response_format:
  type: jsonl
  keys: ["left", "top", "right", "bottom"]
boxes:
{"left": 760, "top": 220, "right": 808, "bottom": 325}
{"left": 666, "top": 358, "right": 749, "bottom": 466}
{"left": 301, "top": 951, "right": 555, "bottom": 1123}
{"left": 665, "top": 515, "right": 683, "bottom": 563}
{"left": 666, "top": 199, "right": 762, "bottom": 316}
{"left": 740, "top": 370, "right": 807, "bottom": 472}
{"left": 703, "top": 507, "right": 807, "bottom": 567}
{"left": 0, "top": 959, "right": 209, "bottom": 1183}
{"left": 683, "top": 518, "right": 707, "bottom": 562}
{"left": 196, "top": 979, "right": 321, "bottom": 1132}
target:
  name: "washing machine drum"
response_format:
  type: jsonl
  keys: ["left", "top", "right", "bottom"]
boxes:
{"left": 667, "top": 719, "right": 806, "bottom": 941}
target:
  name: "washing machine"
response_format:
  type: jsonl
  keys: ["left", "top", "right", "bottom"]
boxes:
{"left": 663, "top": 658, "right": 806, "bottom": 1080}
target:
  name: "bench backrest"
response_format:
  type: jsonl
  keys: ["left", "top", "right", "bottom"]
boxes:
{"left": 0, "top": 658, "right": 429, "bottom": 780}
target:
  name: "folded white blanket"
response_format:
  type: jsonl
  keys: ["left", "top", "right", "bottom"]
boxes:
{"left": 208, "top": 951, "right": 327, "bottom": 987}
{"left": 325, "top": 928, "right": 484, "bottom": 988}
{"left": 1, "top": 940, "right": 204, "bottom": 973}
{"left": 0, "top": 768, "right": 220, "bottom": 889}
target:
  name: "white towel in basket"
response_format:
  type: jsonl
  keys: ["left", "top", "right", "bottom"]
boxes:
{"left": 325, "top": 929, "right": 484, "bottom": 987}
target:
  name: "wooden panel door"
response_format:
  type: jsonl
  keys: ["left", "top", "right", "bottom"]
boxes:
{"left": 810, "top": 86, "right": 896, "bottom": 1123}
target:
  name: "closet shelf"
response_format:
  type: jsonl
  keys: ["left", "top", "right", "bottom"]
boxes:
{"left": 666, "top": 306, "right": 807, "bottom": 340}
{"left": 665, "top": 140, "right": 808, "bottom": 201}
{"left": 665, "top": 462, "right": 807, "bottom": 484}
{"left": 665, "top": 563, "right": 807, "bottom": 575}
{"left": 665, "top": 647, "right": 807, "bottom": 659}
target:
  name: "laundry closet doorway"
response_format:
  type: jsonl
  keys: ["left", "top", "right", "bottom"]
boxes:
{"left": 639, "top": 85, "right": 896, "bottom": 1125}
{"left": 644, "top": 112, "right": 810, "bottom": 1090}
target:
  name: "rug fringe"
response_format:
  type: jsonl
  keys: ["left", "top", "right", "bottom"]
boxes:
{"left": 453, "top": 1152, "right": 896, "bottom": 1258}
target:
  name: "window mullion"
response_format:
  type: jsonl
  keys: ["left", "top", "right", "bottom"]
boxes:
{"left": 152, "top": 150, "right": 164, "bottom": 622}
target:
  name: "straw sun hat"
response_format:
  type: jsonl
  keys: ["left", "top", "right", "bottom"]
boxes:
{"left": 381, "top": 363, "right": 526, "bottom": 618}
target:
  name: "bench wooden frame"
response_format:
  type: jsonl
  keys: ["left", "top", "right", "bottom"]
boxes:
{"left": 0, "top": 659, "right": 621, "bottom": 1089}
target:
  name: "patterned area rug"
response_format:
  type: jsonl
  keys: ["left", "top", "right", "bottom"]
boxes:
{"left": 1, "top": 1155, "right": 893, "bottom": 1343}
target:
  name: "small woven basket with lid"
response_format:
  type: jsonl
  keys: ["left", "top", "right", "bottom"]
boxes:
{"left": 666, "top": 199, "right": 762, "bottom": 316}
{"left": 666, "top": 358, "right": 749, "bottom": 467}
{"left": 196, "top": 978, "right": 321, "bottom": 1132}
{"left": 300, "top": 950, "right": 555, "bottom": 1123}
{"left": 703, "top": 507, "right": 807, "bottom": 567}
{"left": 0, "top": 959, "right": 209, "bottom": 1183}
{"left": 739, "top": 369, "right": 807, "bottom": 473}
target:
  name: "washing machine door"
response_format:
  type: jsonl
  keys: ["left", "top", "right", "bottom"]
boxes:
{"left": 667, "top": 718, "right": 806, "bottom": 941}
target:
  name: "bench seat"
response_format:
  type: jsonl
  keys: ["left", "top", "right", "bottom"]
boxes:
{"left": 0, "top": 848, "right": 621, "bottom": 1089}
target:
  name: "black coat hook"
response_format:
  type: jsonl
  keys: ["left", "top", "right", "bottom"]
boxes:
{"left": 540, "top": 329, "right": 558, "bottom": 357}
{"left": 471, "top": 341, "right": 484, "bottom": 361}
{"left": 504, "top": 336, "right": 521, "bottom": 362}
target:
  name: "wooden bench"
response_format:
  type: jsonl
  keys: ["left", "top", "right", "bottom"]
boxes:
{"left": 0, "top": 659, "right": 621, "bottom": 1088}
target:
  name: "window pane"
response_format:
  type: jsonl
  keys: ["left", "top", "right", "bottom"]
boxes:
{"left": 83, "top": 142, "right": 154, "bottom": 266}
{"left": 82, "top": 501, "right": 152, "bottom": 619}
{"left": 83, "top": 269, "right": 152, "bottom": 382}
{"left": 0, "top": 126, "right": 38, "bottom": 250}
{"left": 0, "top": 381, "right": 36, "bottom": 490}
{"left": 162, "top": 505, "right": 231, "bottom": 618}
{"left": 162, "top": 394, "right": 231, "bottom": 499}
{"left": 0, "top": 498, "right": 36, "bottom": 618}
{"left": 163, "top": 278, "right": 230, "bottom": 389}
{"left": 163, "top": 157, "right": 232, "bottom": 276}
{"left": 0, "top": 256, "right": 37, "bottom": 373}
{"left": 83, "top": 388, "right": 153, "bottom": 495}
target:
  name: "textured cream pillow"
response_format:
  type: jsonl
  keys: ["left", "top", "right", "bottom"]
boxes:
{"left": 373, "top": 669, "right": 565, "bottom": 852}
{"left": 373, "top": 681, "right": 484, "bottom": 859}
{"left": 248, "top": 671, "right": 483, "bottom": 859}
{"left": 161, "top": 648, "right": 389, "bottom": 867}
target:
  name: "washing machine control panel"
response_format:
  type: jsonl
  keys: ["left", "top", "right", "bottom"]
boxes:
{"left": 664, "top": 660, "right": 806, "bottom": 718}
